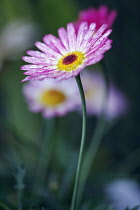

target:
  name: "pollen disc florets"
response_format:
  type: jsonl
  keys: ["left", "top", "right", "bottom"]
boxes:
{"left": 57, "top": 51, "right": 85, "bottom": 72}
{"left": 63, "top": 54, "right": 77, "bottom": 65}
{"left": 22, "top": 78, "right": 80, "bottom": 118}
{"left": 40, "top": 89, "right": 66, "bottom": 107}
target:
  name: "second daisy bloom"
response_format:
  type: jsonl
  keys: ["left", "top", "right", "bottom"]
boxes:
{"left": 21, "top": 22, "right": 112, "bottom": 81}
{"left": 74, "top": 5, "right": 117, "bottom": 32}
{"left": 81, "top": 70, "right": 127, "bottom": 119}
{"left": 23, "top": 78, "right": 79, "bottom": 118}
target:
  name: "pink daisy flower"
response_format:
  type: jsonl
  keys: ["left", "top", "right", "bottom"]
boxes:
{"left": 21, "top": 22, "right": 112, "bottom": 82}
{"left": 81, "top": 70, "right": 127, "bottom": 119}
{"left": 22, "top": 78, "right": 80, "bottom": 118}
{"left": 74, "top": 5, "right": 117, "bottom": 32}
{"left": 105, "top": 85, "right": 128, "bottom": 119}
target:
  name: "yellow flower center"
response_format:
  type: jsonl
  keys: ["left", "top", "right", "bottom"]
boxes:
{"left": 40, "top": 89, "right": 66, "bottom": 107}
{"left": 57, "top": 51, "right": 85, "bottom": 72}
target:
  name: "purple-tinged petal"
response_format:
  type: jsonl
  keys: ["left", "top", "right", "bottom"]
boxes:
{"left": 108, "top": 10, "right": 117, "bottom": 27}
{"left": 91, "top": 24, "right": 108, "bottom": 45}
{"left": 85, "top": 54, "right": 104, "bottom": 66}
{"left": 21, "top": 21, "right": 112, "bottom": 81}
{"left": 76, "top": 22, "right": 88, "bottom": 49}
{"left": 98, "top": 5, "right": 108, "bottom": 19}
{"left": 35, "top": 41, "right": 61, "bottom": 58}
{"left": 67, "top": 23, "right": 77, "bottom": 51}
{"left": 20, "top": 64, "right": 45, "bottom": 70}
{"left": 93, "top": 29, "right": 112, "bottom": 48}
{"left": 26, "top": 50, "right": 47, "bottom": 58}
{"left": 43, "top": 34, "right": 67, "bottom": 55}
{"left": 85, "top": 29, "right": 112, "bottom": 55}
{"left": 74, "top": 5, "right": 117, "bottom": 31}
{"left": 58, "top": 27, "right": 69, "bottom": 51}
{"left": 22, "top": 56, "right": 47, "bottom": 65}
{"left": 22, "top": 76, "right": 31, "bottom": 82}
{"left": 78, "top": 23, "right": 96, "bottom": 52}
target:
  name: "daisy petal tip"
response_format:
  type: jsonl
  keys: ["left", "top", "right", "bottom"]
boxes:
{"left": 26, "top": 50, "right": 33, "bottom": 55}
{"left": 43, "top": 34, "right": 52, "bottom": 42}
{"left": 20, "top": 66, "right": 24, "bottom": 70}
{"left": 102, "top": 23, "right": 108, "bottom": 28}
{"left": 23, "top": 72, "right": 29, "bottom": 75}
{"left": 109, "top": 39, "right": 113, "bottom": 44}
{"left": 35, "top": 41, "right": 41, "bottom": 47}
{"left": 22, "top": 56, "right": 27, "bottom": 61}
{"left": 109, "top": 29, "right": 113, "bottom": 34}
{"left": 43, "top": 34, "right": 48, "bottom": 38}
{"left": 106, "top": 28, "right": 113, "bottom": 35}
{"left": 58, "top": 26, "right": 65, "bottom": 33}
{"left": 26, "top": 50, "right": 30, "bottom": 55}
{"left": 83, "top": 21, "right": 88, "bottom": 28}
{"left": 99, "top": 24, "right": 108, "bottom": 32}
{"left": 67, "top": 22, "right": 74, "bottom": 27}
{"left": 89, "top": 22, "right": 96, "bottom": 29}
{"left": 21, "top": 77, "right": 29, "bottom": 82}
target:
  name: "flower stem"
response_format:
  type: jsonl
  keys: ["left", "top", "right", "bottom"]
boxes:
{"left": 32, "top": 118, "right": 57, "bottom": 192}
{"left": 0, "top": 201, "right": 12, "bottom": 210}
{"left": 76, "top": 114, "right": 106, "bottom": 207}
{"left": 76, "top": 60, "right": 110, "bottom": 207}
{"left": 18, "top": 190, "right": 22, "bottom": 210}
{"left": 70, "top": 74, "right": 87, "bottom": 210}
{"left": 14, "top": 164, "right": 25, "bottom": 210}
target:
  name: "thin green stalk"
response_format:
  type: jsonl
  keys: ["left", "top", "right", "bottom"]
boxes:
{"left": 0, "top": 201, "right": 12, "bottom": 210}
{"left": 77, "top": 114, "right": 107, "bottom": 207}
{"left": 70, "top": 74, "right": 87, "bottom": 210}
{"left": 32, "top": 118, "right": 58, "bottom": 192}
{"left": 18, "top": 190, "right": 22, "bottom": 210}
{"left": 14, "top": 165, "right": 25, "bottom": 210}
{"left": 76, "top": 60, "right": 110, "bottom": 207}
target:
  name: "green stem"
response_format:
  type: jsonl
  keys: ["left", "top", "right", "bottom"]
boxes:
{"left": 0, "top": 201, "right": 12, "bottom": 210}
{"left": 18, "top": 190, "right": 22, "bottom": 210}
{"left": 70, "top": 74, "right": 87, "bottom": 210}
{"left": 76, "top": 60, "right": 110, "bottom": 207}
{"left": 76, "top": 114, "right": 106, "bottom": 207}
{"left": 13, "top": 164, "right": 25, "bottom": 210}
{"left": 32, "top": 118, "right": 57, "bottom": 192}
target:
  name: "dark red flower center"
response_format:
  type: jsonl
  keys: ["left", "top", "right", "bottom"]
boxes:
{"left": 62, "top": 54, "right": 77, "bottom": 65}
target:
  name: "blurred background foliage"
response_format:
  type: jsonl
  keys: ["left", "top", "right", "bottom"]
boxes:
{"left": 0, "top": 0, "right": 140, "bottom": 209}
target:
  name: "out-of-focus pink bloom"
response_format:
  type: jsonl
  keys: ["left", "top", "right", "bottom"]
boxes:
{"left": 105, "top": 85, "right": 128, "bottom": 119}
{"left": 82, "top": 70, "right": 106, "bottom": 116}
{"left": 21, "top": 22, "right": 112, "bottom": 82}
{"left": 81, "top": 70, "right": 127, "bottom": 119}
{"left": 105, "top": 178, "right": 140, "bottom": 210}
{"left": 23, "top": 78, "right": 79, "bottom": 118}
{"left": 74, "top": 5, "right": 117, "bottom": 32}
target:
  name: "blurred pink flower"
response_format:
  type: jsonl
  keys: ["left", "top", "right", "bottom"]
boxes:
{"left": 105, "top": 85, "right": 128, "bottom": 119}
{"left": 105, "top": 178, "right": 140, "bottom": 210}
{"left": 81, "top": 70, "right": 127, "bottom": 119}
{"left": 74, "top": 5, "right": 117, "bottom": 32}
{"left": 21, "top": 22, "right": 112, "bottom": 82}
{"left": 23, "top": 78, "right": 79, "bottom": 118}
